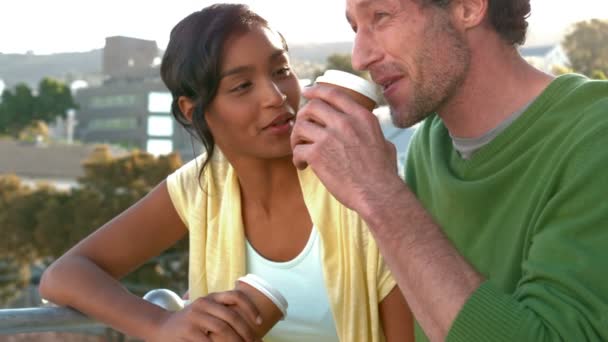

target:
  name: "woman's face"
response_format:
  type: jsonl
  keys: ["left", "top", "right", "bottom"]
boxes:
{"left": 205, "top": 25, "right": 301, "bottom": 161}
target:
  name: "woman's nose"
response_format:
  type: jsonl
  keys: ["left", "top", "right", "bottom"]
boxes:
{"left": 263, "top": 82, "right": 287, "bottom": 107}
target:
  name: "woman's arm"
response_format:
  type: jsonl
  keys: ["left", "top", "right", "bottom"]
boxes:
{"left": 380, "top": 285, "right": 415, "bottom": 342}
{"left": 38, "top": 181, "right": 259, "bottom": 341}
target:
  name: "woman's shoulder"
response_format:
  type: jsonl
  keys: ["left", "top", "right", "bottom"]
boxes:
{"left": 168, "top": 150, "right": 231, "bottom": 188}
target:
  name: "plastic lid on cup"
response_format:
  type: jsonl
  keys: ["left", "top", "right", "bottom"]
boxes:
{"left": 314, "top": 69, "right": 380, "bottom": 105}
{"left": 237, "top": 274, "right": 288, "bottom": 319}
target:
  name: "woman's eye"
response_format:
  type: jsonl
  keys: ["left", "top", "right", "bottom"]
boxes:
{"left": 230, "top": 81, "right": 252, "bottom": 92}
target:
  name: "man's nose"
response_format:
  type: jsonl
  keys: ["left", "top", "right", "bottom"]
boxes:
{"left": 352, "top": 29, "right": 381, "bottom": 71}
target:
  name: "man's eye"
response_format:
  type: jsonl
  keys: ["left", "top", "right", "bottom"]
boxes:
{"left": 374, "top": 11, "right": 390, "bottom": 23}
{"left": 275, "top": 67, "right": 291, "bottom": 77}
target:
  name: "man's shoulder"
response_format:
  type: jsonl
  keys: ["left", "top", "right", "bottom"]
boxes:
{"left": 548, "top": 74, "right": 608, "bottom": 112}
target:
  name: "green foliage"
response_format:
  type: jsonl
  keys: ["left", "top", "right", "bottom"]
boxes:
{"left": 18, "top": 120, "right": 50, "bottom": 143}
{"left": 0, "top": 149, "right": 186, "bottom": 305}
{"left": 326, "top": 53, "right": 365, "bottom": 77}
{"left": 36, "top": 78, "right": 78, "bottom": 122}
{"left": 591, "top": 70, "right": 607, "bottom": 80}
{"left": 312, "top": 53, "right": 367, "bottom": 80}
{"left": 0, "top": 78, "right": 78, "bottom": 137}
{"left": 551, "top": 64, "right": 574, "bottom": 76}
{"left": 0, "top": 258, "right": 30, "bottom": 304}
{"left": 0, "top": 85, "right": 36, "bottom": 135}
{"left": 562, "top": 19, "right": 608, "bottom": 78}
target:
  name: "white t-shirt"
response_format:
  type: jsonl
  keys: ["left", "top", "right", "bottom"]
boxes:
{"left": 245, "top": 226, "right": 339, "bottom": 342}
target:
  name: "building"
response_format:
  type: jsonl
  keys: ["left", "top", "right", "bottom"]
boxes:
{"left": 520, "top": 44, "right": 570, "bottom": 73}
{"left": 73, "top": 36, "right": 199, "bottom": 160}
{"left": 103, "top": 36, "right": 159, "bottom": 80}
{"left": 74, "top": 78, "right": 196, "bottom": 159}
{"left": 0, "top": 139, "right": 126, "bottom": 191}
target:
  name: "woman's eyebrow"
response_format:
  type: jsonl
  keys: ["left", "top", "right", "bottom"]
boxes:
{"left": 220, "top": 65, "right": 253, "bottom": 79}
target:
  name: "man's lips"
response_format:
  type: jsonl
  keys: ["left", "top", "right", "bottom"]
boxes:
{"left": 374, "top": 75, "right": 403, "bottom": 93}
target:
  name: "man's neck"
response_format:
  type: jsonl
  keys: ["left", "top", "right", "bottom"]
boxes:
{"left": 439, "top": 40, "right": 554, "bottom": 138}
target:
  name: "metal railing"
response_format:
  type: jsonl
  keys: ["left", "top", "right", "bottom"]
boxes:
{"left": 0, "top": 306, "right": 102, "bottom": 334}
{"left": 0, "top": 289, "right": 183, "bottom": 335}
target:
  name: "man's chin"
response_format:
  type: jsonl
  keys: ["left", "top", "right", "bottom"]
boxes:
{"left": 389, "top": 107, "right": 429, "bottom": 129}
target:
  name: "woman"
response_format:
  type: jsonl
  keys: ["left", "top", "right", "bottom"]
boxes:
{"left": 39, "top": 4, "right": 413, "bottom": 342}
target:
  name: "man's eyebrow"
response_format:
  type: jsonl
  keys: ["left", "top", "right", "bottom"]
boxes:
{"left": 345, "top": 0, "right": 376, "bottom": 27}
{"left": 354, "top": 0, "right": 375, "bottom": 9}
{"left": 269, "top": 49, "right": 287, "bottom": 61}
{"left": 346, "top": 12, "right": 354, "bottom": 27}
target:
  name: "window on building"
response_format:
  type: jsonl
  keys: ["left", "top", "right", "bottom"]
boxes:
{"left": 89, "top": 95, "right": 138, "bottom": 109}
{"left": 148, "top": 92, "right": 172, "bottom": 113}
{"left": 147, "top": 115, "right": 173, "bottom": 137}
{"left": 147, "top": 139, "right": 173, "bottom": 156}
{"left": 88, "top": 117, "right": 138, "bottom": 130}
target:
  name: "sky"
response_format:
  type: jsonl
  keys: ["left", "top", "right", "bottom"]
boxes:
{"left": 0, "top": 0, "right": 607, "bottom": 55}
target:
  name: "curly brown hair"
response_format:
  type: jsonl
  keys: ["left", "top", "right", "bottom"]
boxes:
{"left": 421, "top": 0, "right": 531, "bottom": 45}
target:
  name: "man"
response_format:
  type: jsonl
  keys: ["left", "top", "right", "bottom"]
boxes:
{"left": 291, "top": 0, "right": 608, "bottom": 341}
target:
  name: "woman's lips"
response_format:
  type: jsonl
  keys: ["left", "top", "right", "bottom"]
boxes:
{"left": 263, "top": 117, "right": 294, "bottom": 135}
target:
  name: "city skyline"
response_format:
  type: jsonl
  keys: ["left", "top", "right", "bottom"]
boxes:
{"left": 1, "top": 0, "right": 607, "bottom": 55}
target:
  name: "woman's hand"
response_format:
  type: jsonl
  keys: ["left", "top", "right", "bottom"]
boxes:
{"left": 150, "top": 290, "right": 262, "bottom": 342}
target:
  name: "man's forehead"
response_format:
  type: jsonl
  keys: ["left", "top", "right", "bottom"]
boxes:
{"left": 346, "top": 0, "right": 398, "bottom": 13}
{"left": 347, "top": 0, "right": 375, "bottom": 10}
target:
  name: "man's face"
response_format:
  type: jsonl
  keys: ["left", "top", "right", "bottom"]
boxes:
{"left": 346, "top": 0, "right": 470, "bottom": 128}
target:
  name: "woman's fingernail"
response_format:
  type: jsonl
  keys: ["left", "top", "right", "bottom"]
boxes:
{"left": 256, "top": 316, "right": 263, "bottom": 325}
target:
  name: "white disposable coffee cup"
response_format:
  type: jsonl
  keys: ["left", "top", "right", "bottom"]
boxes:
{"left": 237, "top": 274, "right": 288, "bottom": 318}
{"left": 314, "top": 69, "right": 380, "bottom": 110}
{"left": 235, "top": 274, "right": 288, "bottom": 337}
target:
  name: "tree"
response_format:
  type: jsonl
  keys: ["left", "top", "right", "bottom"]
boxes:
{"left": 0, "top": 175, "right": 34, "bottom": 304}
{"left": 36, "top": 78, "right": 78, "bottom": 123}
{"left": 0, "top": 78, "right": 78, "bottom": 136}
{"left": 551, "top": 64, "right": 574, "bottom": 76}
{"left": 562, "top": 19, "right": 608, "bottom": 78}
{"left": 326, "top": 53, "right": 365, "bottom": 77}
{"left": 0, "top": 149, "right": 186, "bottom": 305}
{"left": 0, "top": 84, "right": 36, "bottom": 135}
{"left": 591, "top": 70, "right": 607, "bottom": 80}
{"left": 312, "top": 53, "right": 367, "bottom": 80}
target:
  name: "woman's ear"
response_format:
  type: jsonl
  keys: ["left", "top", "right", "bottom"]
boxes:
{"left": 178, "top": 96, "right": 195, "bottom": 123}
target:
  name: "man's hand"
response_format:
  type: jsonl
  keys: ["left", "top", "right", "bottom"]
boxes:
{"left": 291, "top": 84, "right": 403, "bottom": 218}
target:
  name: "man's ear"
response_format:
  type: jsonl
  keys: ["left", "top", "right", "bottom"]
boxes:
{"left": 451, "top": 0, "right": 488, "bottom": 30}
{"left": 178, "top": 96, "right": 195, "bottom": 123}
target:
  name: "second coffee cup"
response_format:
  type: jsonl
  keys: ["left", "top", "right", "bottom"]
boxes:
{"left": 235, "top": 273, "right": 288, "bottom": 338}
{"left": 314, "top": 69, "right": 380, "bottom": 111}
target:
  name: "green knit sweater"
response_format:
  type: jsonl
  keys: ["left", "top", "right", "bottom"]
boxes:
{"left": 405, "top": 74, "right": 608, "bottom": 341}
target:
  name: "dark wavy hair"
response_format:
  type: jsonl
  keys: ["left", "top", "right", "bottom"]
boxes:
{"left": 160, "top": 4, "right": 288, "bottom": 178}
{"left": 422, "top": 0, "right": 531, "bottom": 45}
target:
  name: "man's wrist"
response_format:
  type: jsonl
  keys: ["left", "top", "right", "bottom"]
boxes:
{"left": 358, "top": 177, "right": 412, "bottom": 238}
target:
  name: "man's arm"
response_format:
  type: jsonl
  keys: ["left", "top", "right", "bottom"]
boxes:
{"left": 365, "top": 183, "right": 484, "bottom": 342}
{"left": 291, "top": 84, "right": 483, "bottom": 341}
{"left": 292, "top": 84, "right": 608, "bottom": 341}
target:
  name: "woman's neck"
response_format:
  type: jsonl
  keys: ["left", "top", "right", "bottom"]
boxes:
{"left": 229, "top": 155, "right": 302, "bottom": 214}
